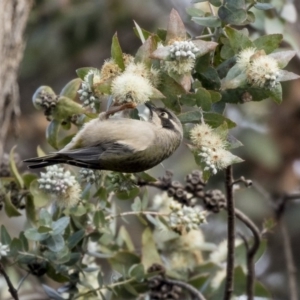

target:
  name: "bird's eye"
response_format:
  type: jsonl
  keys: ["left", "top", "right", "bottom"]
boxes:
{"left": 159, "top": 112, "right": 169, "bottom": 118}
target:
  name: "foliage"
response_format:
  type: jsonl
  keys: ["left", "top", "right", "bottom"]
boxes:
{"left": 0, "top": 1, "right": 299, "bottom": 299}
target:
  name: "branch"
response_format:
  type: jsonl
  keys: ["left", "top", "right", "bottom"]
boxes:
{"left": 234, "top": 208, "right": 261, "bottom": 300}
{"left": 0, "top": 262, "right": 19, "bottom": 300}
{"left": 279, "top": 221, "right": 298, "bottom": 300}
{"left": 223, "top": 166, "right": 235, "bottom": 300}
{"left": 155, "top": 277, "right": 207, "bottom": 300}
{"left": 105, "top": 211, "right": 168, "bottom": 220}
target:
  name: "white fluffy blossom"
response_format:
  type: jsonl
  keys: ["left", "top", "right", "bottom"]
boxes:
{"left": 0, "top": 243, "right": 9, "bottom": 259}
{"left": 111, "top": 72, "right": 153, "bottom": 105}
{"left": 38, "top": 165, "right": 81, "bottom": 207}
{"left": 125, "top": 62, "right": 160, "bottom": 87}
{"left": 236, "top": 48, "right": 280, "bottom": 89}
{"left": 199, "top": 146, "right": 237, "bottom": 175}
{"left": 247, "top": 55, "right": 280, "bottom": 88}
{"left": 190, "top": 123, "right": 239, "bottom": 174}
{"left": 236, "top": 47, "right": 257, "bottom": 69}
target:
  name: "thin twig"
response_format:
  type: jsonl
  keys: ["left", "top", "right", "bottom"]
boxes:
{"left": 0, "top": 262, "right": 19, "bottom": 300}
{"left": 223, "top": 166, "right": 235, "bottom": 300}
{"left": 17, "top": 272, "right": 30, "bottom": 291}
{"left": 105, "top": 211, "right": 168, "bottom": 220}
{"left": 74, "top": 277, "right": 135, "bottom": 299}
{"left": 254, "top": 185, "right": 299, "bottom": 300}
{"left": 234, "top": 208, "right": 261, "bottom": 300}
{"left": 276, "top": 196, "right": 298, "bottom": 300}
{"left": 279, "top": 221, "right": 298, "bottom": 300}
{"left": 157, "top": 277, "right": 206, "bottom": 300}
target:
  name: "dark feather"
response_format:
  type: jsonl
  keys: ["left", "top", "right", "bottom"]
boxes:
{"left": 24, "top": 142, "right": 135, "bottom": 170}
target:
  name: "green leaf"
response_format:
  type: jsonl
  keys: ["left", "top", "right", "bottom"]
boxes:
{"left": 128, "top": 264, "right": 145, "bottom": 282}
{"left": 25, "top": 195, "right": 36, "bottom": 225}
{"left": 117, "top": 226, "right": 135, "bottom": 252}
{"left": 192, "top": 16, "right": 221, "bottom": 27}
{"left": 178, "top": 110, "right": 202, "bottom": 124}
{"left": 25, "top": 228, "right": 49, "bottom": 241}
{"left": 10, "top": 238, "right": 22, "bottom": 256}
{"left": 254, "top": 2, "right": 274, "bottom": 10}
{"left": 53, "top": 96, "right": 84, "bottom": 121}
{"left": 22, "top": 173, "right": 37, "bottom": 189}
{"left": 76, "top": 67, "right": 98, "bottom": 80}
{"left": 218, "top": 6, "right": 247, "bottom": 25}
{"left": 43, "top": 285, "right": 66, "bottom": 300}
{"left": 204, "top": 112, "right": 236, "bottom": 129}
{"left": 186, "top": 7, "right": 205, "bottom": 17}
{"left": 269, "top": 83, "right": 282, "bottom": 104}
{"left": 269, "top": 50, "right": 297, "bottom": 68}
{"left": 133, "top": 21, "right": 147, "bottom": 43}
{"left": 159, "top": 73, "right": 185, "bottom": 113}
{"left": 3, "top": 193, "right": 22, "bottom": 217}
{"left": 156, "top": 28, "right": 167, "bottom": 41}
{"left": 253, "top": 34, "right": 283, "bottom": 54}
{"left": 141, "top": 227, "right": 162, "bottom": 269}
{"left": 46, "top": 264, "right": 69, "bottom": 283}
{"left": 131, "top": 197, "right": 142, "bottom": 212}
{"left": 46, "top": 234, "right": 65, "bottom": 252}
{"left": 135, "top": 36, "right": 157, "bottom": 67}
{"left": 93, "top": 210, "right": 106, "bottom": 228}
{"left": 1, "top": 225, "right": 11, "bottom": 245}
{"left": 195, "top": 88, "right": 212, "bottom": 111}
{"left": 225, "top": 27, "right": 253, "bottom": 53}
{"left": 39, "top": 208, "right": 53, "bottom": 226}
{"left": 67, "top": 204, "right": 87, "bottom": 217}
{"left": 209, "top": 90, "right": 222, "bottom": 103}
{"left": 52, "top": 217, "right": 70, "bottom": 235}
{"left": 111, "top": 33, "right": 125, "bottom": 71}
{"left": 67, "top": 229, "right": 85, "bottom": 249}
{"left": 116, "top": 186, "right": 140, "bottom": 200}
{"left": 9, "top": 146, "right": 24, "bottom": 188}
{"left": 30, "top": 180, "right": 49, "bottom": 207}
{"left": 19, "top": 231, "right": 29, "bottom": 251}
{"left": 109, "top": 251, "right": 140, "bottom": 274}
{"left": 46, "top": 119, "right": 60, "bottom": 150}
{"left": 209, "top": 0, "right": 222, "bottom": 6}
{"left": 38, "top": 225, "right": 53, "bottom": 233}
{"left": 60, "top": 78, "right": 82, "bottom": 100}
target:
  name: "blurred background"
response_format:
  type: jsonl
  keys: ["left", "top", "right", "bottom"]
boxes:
{"left": 2, "top": 0, "right": 300, "bottom": 299}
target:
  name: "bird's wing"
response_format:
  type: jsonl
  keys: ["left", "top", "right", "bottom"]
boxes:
{"left": 24, "top": 142, "right": 136, "bottom": 170}
{"left": 60, "top": 141, "right": 135, "bottom": 163}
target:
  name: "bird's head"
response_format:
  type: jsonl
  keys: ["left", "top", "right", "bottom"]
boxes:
{"left": 145, "top": 102, "right": 183, "bottom": 138}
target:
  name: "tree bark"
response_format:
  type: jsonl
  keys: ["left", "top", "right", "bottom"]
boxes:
{"left": 0, "top": 0, "right": 33, "bottom": 163}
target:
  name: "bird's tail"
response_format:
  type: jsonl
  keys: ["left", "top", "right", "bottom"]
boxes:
{"left": 23, "top": 154, "right": 64, "bottom": 169}
{"left": 24, "top": 153, "right": 99, "bottom": 170}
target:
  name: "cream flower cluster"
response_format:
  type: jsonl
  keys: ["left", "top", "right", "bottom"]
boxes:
{"left": 78, "top": 70, "right": 101, "bottom": 108}
{"left": 163, "top": 40, "right": 199, "bottom": 75}
{"left": 237, "top": 48, "right": 280, "bottom": 89}
{"left": 38, "top": 165, "right": 81, "bottom": 207}
{"left": 190, "top": 123, "right": 234, "bottom": 174}
{"left": 169, "top": 41, "right": 199, "bottom": 60}
{"left": 79, "top": 168, "right": 100, "bottom": 184}
{"left": 111, "top": 62, "right": 156, "bottom": 105}
{"left": 0, "top": 243, "right": 9, "bottom": 259}
{"left": 168, "top": 201, "right": 206, "bottom": 232}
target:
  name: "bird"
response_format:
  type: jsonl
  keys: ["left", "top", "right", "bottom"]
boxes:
{"left": 24, "top": 104, "right": 183, "bottom": 173}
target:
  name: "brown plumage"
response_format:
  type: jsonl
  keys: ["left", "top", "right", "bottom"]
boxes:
{"left": 24, "top": 106, "right": 183, "bottom": 173}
